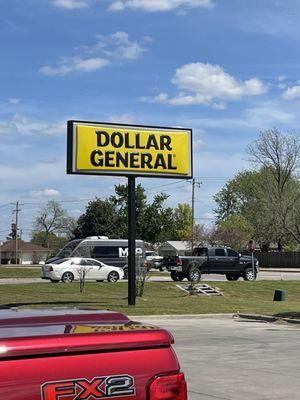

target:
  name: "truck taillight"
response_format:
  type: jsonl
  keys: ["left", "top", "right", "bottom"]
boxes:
{"left": 176, "top": 258, "right": 182, "bottom": 266}
{"left": 148, "top": 373, "right": 187, "bottom": 400}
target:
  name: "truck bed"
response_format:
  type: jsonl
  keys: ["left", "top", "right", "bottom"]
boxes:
{"left": 0, "top": 309, "right": 184, "bottom": 400}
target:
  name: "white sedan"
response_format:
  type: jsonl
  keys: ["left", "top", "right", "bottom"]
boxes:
{"left": 41, "top": 258, "right": 124, "bottom": 283}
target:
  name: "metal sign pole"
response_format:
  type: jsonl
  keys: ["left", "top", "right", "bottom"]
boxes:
{"left": 128, "top": 176, "right": 136, "bottom": 306}
{"left": 252, "top": 252, "right": 254, "bottom": 277}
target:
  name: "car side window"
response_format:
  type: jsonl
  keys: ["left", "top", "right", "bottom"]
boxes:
{"left": 79, "top": 259, "right": 89, "bottom": 266}
{"left": 215, "top": 249, "right": 226, "bottom": 256}
{"left": 90, "top": 260, "right": 102, "bottom": 267}
{"left": 227, "top": 249, "right": 239, "bottom": 257}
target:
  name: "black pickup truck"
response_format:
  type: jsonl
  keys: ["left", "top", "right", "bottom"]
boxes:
{"left": 164, "top": 246, "right": 259, "bottom": 282}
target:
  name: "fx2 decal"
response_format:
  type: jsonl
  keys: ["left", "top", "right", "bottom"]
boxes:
{"left": 41, "top": 374, "right": 135, "bottom": 400}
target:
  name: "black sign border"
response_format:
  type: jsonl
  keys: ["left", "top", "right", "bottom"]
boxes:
{"left": 67, "top": 120, "right": 193, "bottom": 179}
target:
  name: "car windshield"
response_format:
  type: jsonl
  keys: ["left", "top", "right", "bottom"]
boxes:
{"left": 56, "top": 240, "right": 82, "bottom": 258}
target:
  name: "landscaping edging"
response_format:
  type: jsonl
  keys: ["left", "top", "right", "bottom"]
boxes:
{"left": 236, "top": 313, "right": 300, "bottom": 324}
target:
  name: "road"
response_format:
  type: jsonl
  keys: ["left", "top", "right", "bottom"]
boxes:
{"left": 0, "top": 270, "right": 300, "bottom": 284}
{"left": 133, "top": 315, "right": 300, "bottom": 400}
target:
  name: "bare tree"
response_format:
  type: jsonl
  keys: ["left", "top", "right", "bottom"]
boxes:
{"left": 34, "top": 200, "right": 76, "bottom": 248}
{"left": 248, "top": 128, "right": 300, "bottom": 244}
{"left": 248, "top": 128, "right": 300, "bottom": 192}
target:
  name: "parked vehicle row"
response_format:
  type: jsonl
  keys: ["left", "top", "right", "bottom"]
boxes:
{"left": 44, "top": 237, "right": 258, "bottom": 283}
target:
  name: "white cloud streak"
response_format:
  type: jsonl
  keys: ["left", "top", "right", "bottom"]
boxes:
{"left": 40, "top": 32, "right": 149, "bottom": 76}
{"left": 0, "top": 114, "right": 65, "bottom": 136}
{"left": 52, "top": 0, "right": 90, "bottom": 9}
{"left": 40, "top": 57, "right": 109, "bottom": 76}
{"left": 108, "top": 0, "right": 214, "bottom": 12}
{"left": 29, "top": 189, "right": 61, "bottom": 198}
{"left": 154, "top": 62, "right": 268, "bottom": 108}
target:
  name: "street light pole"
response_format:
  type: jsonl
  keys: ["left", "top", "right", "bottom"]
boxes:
{"left": 191, "top": 179, "right": 201, "bottom": 250}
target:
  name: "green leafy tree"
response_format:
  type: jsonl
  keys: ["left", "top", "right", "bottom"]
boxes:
{"left": 213, "top": 215, "right": 254, "bottom": 251}
{"left": 73, "top": 185, "right": 176, "bottom": 244}
{"left": 173, "top": 203, "right": 192, "bottom": 240}
{"left": 31, "top": 231, "right": 68, "bottom": 256}
{"left": 73, "top": 198, "right": 122, "bottom": 239}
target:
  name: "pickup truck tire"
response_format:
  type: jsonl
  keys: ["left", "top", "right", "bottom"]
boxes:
{"left": 226, "top": 274, "right": 239, "bottom": 281}
{"left": 107, "top": 271, "right": 120, "bottom": 283}
{"left": 61, "top": 271, "right": 74, "bottom": 283}
{"left": 187, "top": 266, "right": 201, "bottom": 282}
{"left": 171, "top": 271, "right": 184, "bottom": 281}
{"left": 243, "top": 267, "right": 257, "bottom": 281}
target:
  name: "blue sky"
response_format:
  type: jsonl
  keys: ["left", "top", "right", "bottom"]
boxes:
{"left": 1, "top": 0, "right": 300, "bottom": 241}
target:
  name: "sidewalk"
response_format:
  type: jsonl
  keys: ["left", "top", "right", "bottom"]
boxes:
{"left": 260, "top": 267, "right": 300, "bottom": 273}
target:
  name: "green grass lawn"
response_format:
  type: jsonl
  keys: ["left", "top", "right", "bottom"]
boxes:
{"left": 0, "top": 281, "right": 299, "bottom": 316}
{"left": 0, "top": 267, "right": 41, "bottom": 279}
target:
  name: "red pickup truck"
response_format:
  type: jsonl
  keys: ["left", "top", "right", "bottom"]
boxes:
{"left": 0, "top": 308, "right": 187, "bottom": 400}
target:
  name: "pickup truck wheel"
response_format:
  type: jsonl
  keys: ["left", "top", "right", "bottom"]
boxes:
{"left": 61, "top": 271, "right": 74, "bottom": 283}
{"left": 170, "top": 271, "right": 184, "bottom": 281}
{"left": 107, "top": 271, "right": 120, "bottom": 283}
{"left": 226, "top": 274, "right": 239, "bottom": 281}
{"left": 243, "top": 267, "right": 257, "bottom": 281}
{"left": 187, "top": 267, "right": 201, "bottom": 282}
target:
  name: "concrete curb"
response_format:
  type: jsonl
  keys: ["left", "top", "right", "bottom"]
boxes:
{"left": 236, "top": 313, "right": 300, "bottom": 325}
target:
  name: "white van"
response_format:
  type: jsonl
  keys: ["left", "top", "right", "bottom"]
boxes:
{"left": 46, "top": 236, "right": 144, "bottom": 279}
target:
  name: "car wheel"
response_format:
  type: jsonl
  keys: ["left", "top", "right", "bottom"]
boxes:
{"left": 107, "top": 271, "right": 120, "bottom": 283}
{"left": 50, "top": 279, "right": 60, "bottom": 283}
{"left": 187, "top": 266, "right": 201, "bottom": 282}
{"left": 226, "top": 274, "right": 239, "bottom": 281}
{"left": 123, "top": 266, "right": 128, "bottom": 279}
{"left": 243, "top": 267, "right": 257, "bottom": 281}
{"left": 61, "top": 271, "right": 74, "bottom": 283}
{"left": 96, "top": 280, "right": 104, "bottom": 282}
{"left": 170, "top": 271, "right": 184, "bottom": 281}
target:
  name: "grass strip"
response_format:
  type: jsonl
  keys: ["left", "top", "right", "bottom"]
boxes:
{"left": 0, "top": 281, "right": 299, "bottom": 316}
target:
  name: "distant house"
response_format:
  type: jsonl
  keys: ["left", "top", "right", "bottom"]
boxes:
{"left": 0, "top": 240, "right": 51, "bottom": 265}
{"left": 158, "top": 241, "right": 192, "bottom": 256}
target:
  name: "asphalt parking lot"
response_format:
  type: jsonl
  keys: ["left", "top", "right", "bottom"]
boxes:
{"left": 134, "top": 315, "right": 300, "bottom": 400}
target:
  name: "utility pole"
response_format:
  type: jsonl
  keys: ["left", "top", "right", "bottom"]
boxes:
{"left": 191, "top": 179, "right": 201, "bottom": 250}
{"left": 12, "top": 201, "right": 21, "bottom": 265}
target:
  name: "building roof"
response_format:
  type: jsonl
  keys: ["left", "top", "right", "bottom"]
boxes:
{"left": 161, "top": 241, "right": 191, "bottom": 251}
{"left": 0, "top": 240, "right": 51, "bottom": 253}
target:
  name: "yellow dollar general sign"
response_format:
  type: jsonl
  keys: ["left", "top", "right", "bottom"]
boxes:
{"left": 67, "top": 121, "right": 192, "bottom": 178}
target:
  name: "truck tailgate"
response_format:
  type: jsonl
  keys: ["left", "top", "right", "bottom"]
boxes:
{"left": 0, "top": 309, "right": 181, "bottom": 400}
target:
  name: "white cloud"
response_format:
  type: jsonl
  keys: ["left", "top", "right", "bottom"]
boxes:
{"left": 282, "top": 85, "right": 300, "bottom": 100}
{"left": 29, "top": 189, "right": 61, "bottom": 198}
{"left": 40, "top": 57, "right": 109, "bottom": 76}
{"left": 277, "top": 75, "right": 286, "bottom": 82}
{"left": 40, "top": 31, "right": 149, "bottom": 76}
{"left": 107, "top": 113, "right": 135, "bottom": 124}
{"left": 108, "top": 0, "right": 214, "bottom": 12}
{"left": 154, "top": 63, "right": 268, "bottom": 108}
{"left": 96, "top": 31, "right": 147, "bottom": 60}
{"left": 0, "top": 114, "right": 65, "bottom": 136}
{"left": 52, "top": 0, "right": 89, "bottom": 9}
{"left": 8, "top": 98, "right": 20, "bottom": 104}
